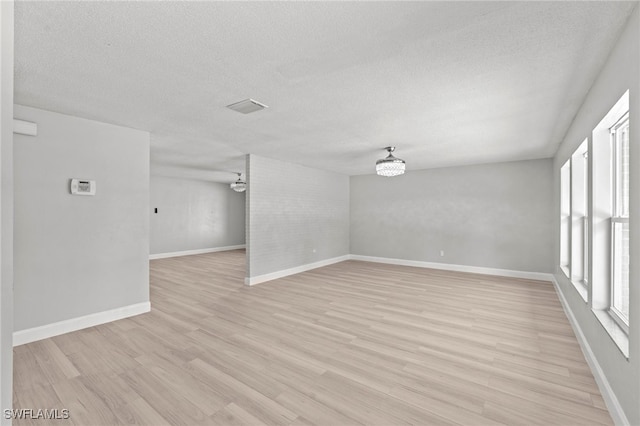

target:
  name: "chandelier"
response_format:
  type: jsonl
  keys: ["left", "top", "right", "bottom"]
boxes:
{"left": 376, "top": 147, "right": 406, "bottom": 177}
{"left": 230, "top": 172, "right": 246, "bottom": 192}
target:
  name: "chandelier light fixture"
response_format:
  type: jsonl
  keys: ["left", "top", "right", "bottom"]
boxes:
{"left": 230, "top": 172, "right": 246, "bottom": 192}
{"left": 376, "top": 146, "right": 406, "bottom": 177}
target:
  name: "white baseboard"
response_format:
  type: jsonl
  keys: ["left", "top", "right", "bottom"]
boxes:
{"left": 245, "top": 255, "right": 350, "bottom": 286}
{"left": 348, "top": 254, "right": 553, "bottom": 282}
{"left": 150, "top": 244, "right": 245, "bottom": 260}
{"left": 550, "top": 276, "right": 629, "bottom": 426}
{"left": 245, "top": 254, "right": 551, "bottom": 286}
{"left": 13, "top": 301, "right": 151, "bottom": 346}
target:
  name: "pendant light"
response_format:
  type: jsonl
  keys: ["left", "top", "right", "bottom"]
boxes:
{"left": 376, "top": 147, "right": 406, "bottom": 177}
{"left": 230, "top": 172, "right": 246, "bottom": 192}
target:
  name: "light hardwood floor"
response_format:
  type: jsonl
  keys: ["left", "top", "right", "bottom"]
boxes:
{"left": 13, "top": 250, "right": 612, "bottom": 425}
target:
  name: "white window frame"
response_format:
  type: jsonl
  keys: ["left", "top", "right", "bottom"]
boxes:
{"left": 591, "top": 90, "right": 629, "bottom": 356}
{"left": 565, "top": 140, "right": 589, "bottom": 301}
{"left": 609, "top": 112, "right": 630, "bottom": 333}
{"left": 582, "top": 150, "right": 589, "bottom": 286}
{"left": 560, "top": 160, "right": 571, "bottom": 278}
{"left": 572, "top": 142, "right": 588, "bottom": 286}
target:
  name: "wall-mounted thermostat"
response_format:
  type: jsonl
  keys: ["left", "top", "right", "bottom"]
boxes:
{"left": 70, "top": 179, "right": 96, "bottom": 196}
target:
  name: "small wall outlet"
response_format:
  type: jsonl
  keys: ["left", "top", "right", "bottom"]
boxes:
{"left": 312, "top": 249, "right": 317, "bottom": 253}
{"left": 440, "top": 250, "right": 445, "bottom": 257}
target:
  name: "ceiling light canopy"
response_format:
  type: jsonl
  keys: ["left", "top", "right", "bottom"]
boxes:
{"left": 226, "top": 98, "right": 268, "bottom": 114}
{"left": 230, "top": 172, "right": 246, "bottom": 192}
{"left": 376, "top": 147, "right": 406, "bottom": 177}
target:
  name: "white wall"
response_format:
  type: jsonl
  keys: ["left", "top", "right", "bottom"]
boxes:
{"left": 553, "top": 6, "right": 639, "bottom": 425}
{"left": 13, "top": 105, "right": 150, "bottom": 333}
{"left": 350, "top": 159, "right": 553, "bottom": 273}
{"left": 150, "top": 176, "right": 245, "bottom": 255}
{"left": 246, "top": 154, "right": 349, "bottom": 281}
{"left": 0, "top": 1, "right": 13, "bottom": 421}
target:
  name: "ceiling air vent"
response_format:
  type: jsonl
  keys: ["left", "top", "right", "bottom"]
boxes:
{"left": 226, "top": 98, "right": 268, "bottom": 114}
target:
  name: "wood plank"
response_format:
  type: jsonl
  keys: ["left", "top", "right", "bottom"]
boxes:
{"left": 12, "top": 250, "right": 612, "bottom": 425}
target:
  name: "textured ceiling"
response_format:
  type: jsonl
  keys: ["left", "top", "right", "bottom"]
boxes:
{"left": 14, "top": 1, "right": 637, "bottom": 182}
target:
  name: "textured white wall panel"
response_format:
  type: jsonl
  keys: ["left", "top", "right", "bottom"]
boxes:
{"left": 247, "top": 154, "right": 349, "bottom": 278}
{"left": 150, "top": 176, "right": 245, "bottom": 255}
{"left": 350, "top": 158, "right": 553, "bottom": 273}
{"left": 13, "top": 105, "right": 150, "bottom": 332}
{"left": 552, "top": 7, "right": 639, "bottom": 425}
{"left": 0, "top": 0, "right": 14, "bottom": 416}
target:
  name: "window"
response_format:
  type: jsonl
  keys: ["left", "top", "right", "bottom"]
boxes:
{"left": 560, "top": 160, "right": 571, "bottom": 277}
{"left": 591, "top": 90, "right": 630, "bottom": 355}
{"left": 583, "top": 150, "right": 589, "bottom": 284}
{"left": 610, "top": 112, "right": 629, "bottom": 330}
{"left": 571, "top": 140, "right": 589, "bottom": 293}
